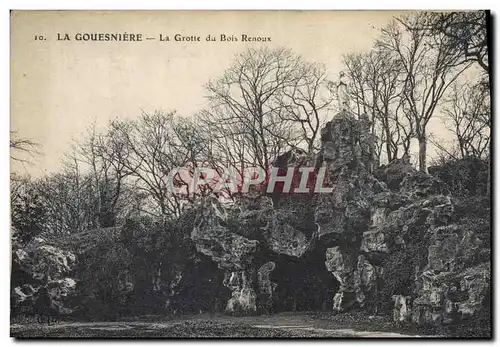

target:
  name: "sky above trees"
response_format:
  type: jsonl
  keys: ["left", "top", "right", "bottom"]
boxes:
{"left": 11, "top": 10, "right": 423, "bottom": 176}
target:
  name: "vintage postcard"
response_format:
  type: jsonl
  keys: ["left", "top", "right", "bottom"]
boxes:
{"left": 10, "top": 10, "right": 491, "bottom": 338}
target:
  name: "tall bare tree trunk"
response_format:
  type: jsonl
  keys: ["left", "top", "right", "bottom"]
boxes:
{"left": 385, "top": 129, "right": 393, "bottom": 162}
{"left": 418, "top": 133, "right": 427, "bottom": 173}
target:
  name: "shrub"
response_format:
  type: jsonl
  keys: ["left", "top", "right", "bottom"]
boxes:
{"left": 428, "top": 157, "right": 489, "bottom": 197}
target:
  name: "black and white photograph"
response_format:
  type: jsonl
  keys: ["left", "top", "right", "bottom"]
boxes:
{"left": 9, "top": 9, "right": 492, "bottom": 338}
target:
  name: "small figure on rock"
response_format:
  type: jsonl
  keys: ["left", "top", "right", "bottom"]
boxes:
{"left": 336, "top": 71, "right": 350, "bottom": 112}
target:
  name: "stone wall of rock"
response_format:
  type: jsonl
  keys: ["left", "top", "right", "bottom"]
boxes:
{"left": 191, "top": 194, "right": 316, "bottom": 314}
{"left": 317, "top": 110, "right": 382, "bottom": 312}
{"left": 367, "top": 158, "right": 490, "bottom": 327}
{"left": 190, "top": 110, "right": 379, "bottom": 314}
{"left": 11, "top": 236, "right": 77, "bottom": 317}
{"left": 190, "top": 108, "right": 490, "bottom": 330}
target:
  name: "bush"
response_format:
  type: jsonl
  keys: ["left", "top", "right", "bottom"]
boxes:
{"left": 428, "top": 157, "right": 489, "bottom": 197}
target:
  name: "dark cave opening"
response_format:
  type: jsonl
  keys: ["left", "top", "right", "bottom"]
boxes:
{"left": 270, "top": 252, "right": 339, "bottom": 312}
{"left": 171, "top": 255, "right": 230, "bottom": 314}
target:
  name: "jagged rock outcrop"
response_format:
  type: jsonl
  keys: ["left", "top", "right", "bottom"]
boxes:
{"left": 375, "top": 159, "right": 490, "bottom": 327}
{"left": 411, "top": 227, "right": 490, "bottom": 326}
{"left": 11, "top": 237, "right": 77, "bottom": 316}
{"left": 316, "top": 110, "right": 382, "bottom": 311}
{"left": 190, "top": 108, "right": 490, "bottom": 332}
{"left": 223, "top": 270, "right": 257, "bottom": 314}
{"left": 325, "top": 246, "right": 357, "bottom": 312}
{"left": 191, "top": 109, "right": 382, "bottom": 314}
{"left": 191, "top": 195, "right": 315, "bottom": 314}
{"left": 264, "top": 210, "right": 310, "bottom": 258}
{"left": 257, "top": 261, "right": 276, "bottom": 314}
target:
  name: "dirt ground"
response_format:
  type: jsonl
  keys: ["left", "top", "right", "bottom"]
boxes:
{"left": 11, "top": 311, "right": 433, "bottom": 338}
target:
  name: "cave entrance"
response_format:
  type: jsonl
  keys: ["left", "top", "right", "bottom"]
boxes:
{"left": 270, "top": 252, "right": 339, "bottom": 312}
{"left": 173, "top": 255, "right": 230, "bottom": 314}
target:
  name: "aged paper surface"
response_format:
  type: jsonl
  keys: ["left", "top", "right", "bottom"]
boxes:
{"left": 10, "top": 10, "right": 490, "bottom": 338}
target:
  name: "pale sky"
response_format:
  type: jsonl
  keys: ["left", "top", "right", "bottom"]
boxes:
{"left": 11, "top": 10, "right": 453, "bottom": 176}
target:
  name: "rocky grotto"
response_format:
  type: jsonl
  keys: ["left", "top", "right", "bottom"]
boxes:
{"left": 191, "top": 109, "right": 490, "bottom": 325}
{"left": 11, "top": 109, "right": 491, "bottom": 332}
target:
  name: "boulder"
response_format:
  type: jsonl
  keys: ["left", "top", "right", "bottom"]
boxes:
{"left": 263, "top": 211, "right": 309, "bottom": 257}
{"left": 392, "top": 295, "right": 413, "bottom": 324}
{"left": 325, "top": 246, "right": 357, "bottom": 312}
{"left": 224, "top": 270, "right": 257, "bottom": 314}
{"left": 11, "top": 237, "right": 77, "bottom": 316}
{"left": 257, "top": 261, "right": 277, "bottom": 314}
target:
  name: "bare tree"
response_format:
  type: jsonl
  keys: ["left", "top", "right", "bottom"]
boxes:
{"left": 107, "top": 111, "right": 209, "bottom": 217}
{"left": 342, "top": 49, "right": 411, "bottom": 164}
{"left": 204, "top": 48, "right": 300, "bottom": 172}
{"left": 74, "top": 123, "right": 133, "bottom": 227}
{"left": 377, "top": 14, "right": 473, "bottom": 172}
{"left": 442, "top": 80, "right": 490, "bottom": 159}
{"left": 279, "top": 61, "right": 333, "bottom": 154}
{"left": 203, "top": 47, "right": 332, "bottom": 178}
{"left": 10, "top": 131, "right": 39, "bottom": 163}
{"left": 420, "top": 11, "right": 489, "bottom": 73}
{"left": 35, "top": 168, "right": 97, "bottom": 235}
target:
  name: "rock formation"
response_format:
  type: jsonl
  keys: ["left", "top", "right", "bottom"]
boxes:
{"left": 191, "top": 109, "right": 375, "bottom": 314}
{"left": 12, "top": 106, "right": 488, "bottom": 331}
{"left": 11, "top": 236, "right": 77, "bottom": 316}
{"left": 190, "top": 107, "right": 490, "bottom": 330}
